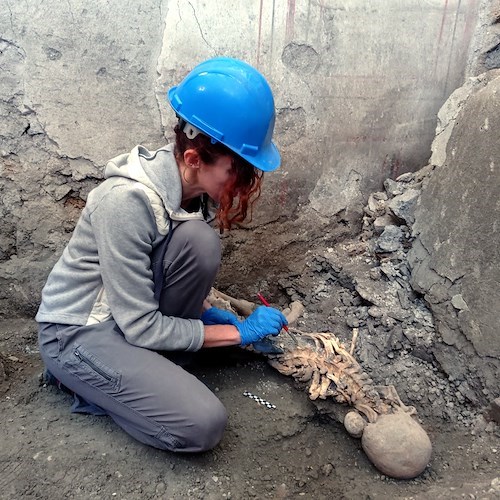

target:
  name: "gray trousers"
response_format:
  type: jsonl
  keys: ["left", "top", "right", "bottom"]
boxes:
{"left": 38, "top": 220, "right": 227, "bottom": 452}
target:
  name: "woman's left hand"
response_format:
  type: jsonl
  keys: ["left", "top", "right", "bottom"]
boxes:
{"left": 201, "top": 307, "right": 240, "bottom": 326}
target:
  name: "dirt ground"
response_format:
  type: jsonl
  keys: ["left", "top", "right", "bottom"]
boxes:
{"left": 1, "top": 315, "right": 499, "bottom": 500}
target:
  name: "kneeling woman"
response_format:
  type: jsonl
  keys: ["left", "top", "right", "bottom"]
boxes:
{"left": 36, "top": 57, "right": 287, "bottom": 452}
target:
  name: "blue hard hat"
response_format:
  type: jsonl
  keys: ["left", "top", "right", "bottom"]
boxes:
{"left": 167, "top": 57, "right": 281, "bottom": 172}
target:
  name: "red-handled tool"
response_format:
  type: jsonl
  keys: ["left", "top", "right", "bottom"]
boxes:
{"left": 257, "top": 292, "right": 289, "bottom": 332}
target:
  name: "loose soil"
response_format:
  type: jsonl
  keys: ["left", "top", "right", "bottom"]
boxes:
{"left": 1, "top": 319, "right": 499, "bottom": 500}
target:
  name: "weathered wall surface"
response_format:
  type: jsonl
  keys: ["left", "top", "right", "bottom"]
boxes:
{"left": 408, "top": 70, "right": 500, "bottom": 401}
{"left": 0, "top": 0, "right": 494, "bottom": 319}
{"left": 466, "top": 0, "right": 500, "bottom": 76}
{"left": 157, "top": 0, "right": 482, "bottom": 221}
{"left": 0, "top": 0, "right": 168, "bottom": 317}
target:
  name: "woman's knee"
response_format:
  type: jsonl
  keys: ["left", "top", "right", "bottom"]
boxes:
{"left": 170, "top": 220, "right": 221, "bottom": 275}
{"left": 175, "top": 397, "right": 228, "bottom": 452}
{"left": 108, "top": 389, "right": 228, "bottom": 453}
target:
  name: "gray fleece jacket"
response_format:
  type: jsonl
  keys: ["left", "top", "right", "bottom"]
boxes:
{"left": 36, "top": 144, "right": 214, "bottom": 352}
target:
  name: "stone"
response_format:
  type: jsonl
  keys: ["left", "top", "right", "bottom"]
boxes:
{"left": 451, "top": 294, "right": 469, "bottom": 311}
{"left": 384, "top": 179, "right": 404, "bottom": 197}
{"left": 488, "top": 398, "right": 500, "bottom": 424}
{"left": 368, "top": 306, "right": 384, "bottom": 318}
{"left": 387, "top": 189, "right": 420, "bottom": 225}
{"left": 395, "top": 172, "right": 415, "bottom": 183}
{"left": 490, "top": 477, "right": 500, "bottom": 492}
{"left": 373, "top": 214, "right": 397, "bottom": 234}
{"left": 367, "top": 193, "right": 386, "bottom": 215}
{"left": 377, "top": 225, "right": 403, "bottom": 253}
{"left": 0, "top": 354, "right": 9, "bottom": 382}
{"left": 361, "top": 413, "right": 432, "bottom": 479}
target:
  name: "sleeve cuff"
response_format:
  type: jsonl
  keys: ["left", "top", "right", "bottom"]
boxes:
{"left": 185, "top": 319, "right": 205, "bottom": 352}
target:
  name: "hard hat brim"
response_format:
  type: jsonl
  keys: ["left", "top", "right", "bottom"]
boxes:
{"left": 241, "top": 140, "right": 281, "bottom": 172}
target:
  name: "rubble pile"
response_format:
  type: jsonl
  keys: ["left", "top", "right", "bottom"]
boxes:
{"left": 277, "top": 167, "right": 493, "bottom": 430}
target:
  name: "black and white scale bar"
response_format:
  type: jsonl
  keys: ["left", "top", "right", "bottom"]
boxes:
{"left": 243, "top": 391, "right": 276, "bottom": 409}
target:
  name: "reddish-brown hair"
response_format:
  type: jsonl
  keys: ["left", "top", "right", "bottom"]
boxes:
{"left": 173, "top": 122, "right": 263, "bottom": 232}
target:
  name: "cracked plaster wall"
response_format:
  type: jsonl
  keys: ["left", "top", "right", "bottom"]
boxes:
{"left": 0, "top": 0, "right": 493, "bottom": 319}
{"left": 0, "top": 0, "right": 167, "bottom": 317}
{"left": 157, "top": 0, "right": 483, "bottom": 221}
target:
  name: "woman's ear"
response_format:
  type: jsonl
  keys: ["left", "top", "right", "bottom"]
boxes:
{"left": 183, "top": 149, "right": 201, "bottom": 169}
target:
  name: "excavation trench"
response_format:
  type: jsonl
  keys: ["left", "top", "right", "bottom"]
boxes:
{"left": 1, "top": 171, "right": 499, "bottom": 498}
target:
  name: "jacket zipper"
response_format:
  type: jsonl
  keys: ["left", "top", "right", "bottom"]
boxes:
{"left": 74, "top": 348, "right": 114, "bottom": 382}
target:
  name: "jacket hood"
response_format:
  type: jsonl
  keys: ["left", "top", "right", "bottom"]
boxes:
{"left": 104, "top": 144, "right": 183, "bottom": 217}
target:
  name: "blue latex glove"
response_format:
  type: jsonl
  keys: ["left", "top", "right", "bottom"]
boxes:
{"left": 237, "top": 306, "right": 288, "bottom": 346}
{"left": 201, "top": 307, "right": 240, "bottom": 326}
